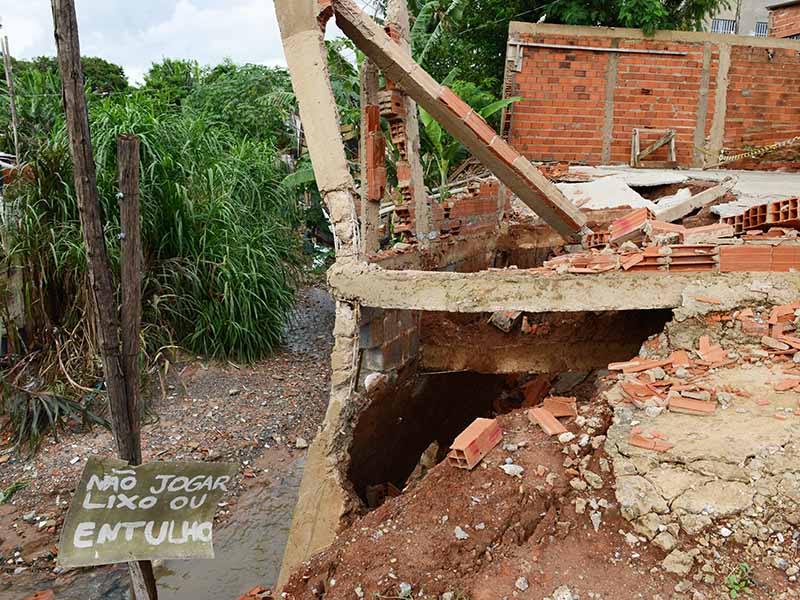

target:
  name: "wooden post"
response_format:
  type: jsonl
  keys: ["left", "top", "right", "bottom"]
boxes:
{"left": 118, "top": 134, "right": 143, "bottom": 465}
{"left": 1, "top": 36, "right": 20, "bottom": 166}
{"left": 117, "top": 134, "right": 158, "bottom": 598}
{"left": 50, "top": 2, "right": 157, "bottom": 598}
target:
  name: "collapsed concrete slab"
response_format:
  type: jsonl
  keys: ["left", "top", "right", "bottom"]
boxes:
{"left": 327, "top": 263, "right": 800, "bottom": 313}
{"left": 556, "top": 176, "right": 656, "bottom": 210}
{"left": 331, "top": 0, "right": 587, "bottom": 240}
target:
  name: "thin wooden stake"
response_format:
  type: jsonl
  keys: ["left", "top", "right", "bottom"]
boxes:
{"left": 117, "top": 133, "right": 158, "bottom": 599}
{"left": 118, "top": 134, "right": 143, "bottom": 465}
{"left": 50, "top": 2, "right": 157, "bottom": 598}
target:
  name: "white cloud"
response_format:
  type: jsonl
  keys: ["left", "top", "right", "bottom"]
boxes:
{"left": 2, "top": 0, "right": 286, "bottom": 85}
{"left": 2, "top": 2, "right": 53, "bottom": 57}
{"left": 0, "top": 0, "right": 371, "bottom": 86}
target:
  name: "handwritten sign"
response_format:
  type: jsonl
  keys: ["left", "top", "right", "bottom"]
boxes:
{"left": 58, "top": 456, "right": 237, "bottom": 568}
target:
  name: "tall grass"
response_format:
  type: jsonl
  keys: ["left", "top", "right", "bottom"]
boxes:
{"left": 4, "top": 75, "right": 304, "bottom": 367}
{"left": 1, "top": 65, "right": 305, "bottom": 451}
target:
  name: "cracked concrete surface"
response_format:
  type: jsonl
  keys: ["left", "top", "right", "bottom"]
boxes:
{"left": 606, "top": 366, "right": 800, "bottom": 544}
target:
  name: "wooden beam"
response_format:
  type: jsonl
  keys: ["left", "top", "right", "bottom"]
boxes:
{"left": 118, "top": 133, "right": 143, "bottom": 466}
{"left": 637, "top": 130, "right": 674, "bottom": 162}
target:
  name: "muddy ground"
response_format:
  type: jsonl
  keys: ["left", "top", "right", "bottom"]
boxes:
{"left": 0, "top": 285, "right": 335, "bottom": 600}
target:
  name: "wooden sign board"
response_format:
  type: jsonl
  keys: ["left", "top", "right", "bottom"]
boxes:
{"left": 58, "top": 457, "right": 237, "bottom": 568}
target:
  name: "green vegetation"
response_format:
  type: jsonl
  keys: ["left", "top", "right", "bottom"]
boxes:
{"left": 4, "top": 62, "right": 303, "bottom": 363}
{"left": 12, "top": 55, "right": 129, "bottom": 94}
{"left": 725, "top": 563, "right": 755, "bottom": 598}
{"left": 0, "top": 481, "right": 29, "bottom": 504}
{"left": 420, "top": 85, "right": 520, "bottom": 191}
{"left": 1, "top": 56, "right": 307, "bottom": 450}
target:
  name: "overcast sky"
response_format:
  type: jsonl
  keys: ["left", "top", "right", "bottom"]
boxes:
{"left": 1, "top": 1, "right": 371, "bottom": 84}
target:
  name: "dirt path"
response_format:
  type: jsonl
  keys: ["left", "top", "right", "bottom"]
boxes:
{"left": 0, "top": 285, "right": 335, "bottom": 599}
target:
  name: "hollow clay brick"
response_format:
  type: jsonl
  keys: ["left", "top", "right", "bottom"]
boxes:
{"left": 447, "top": 417, "right": 502, "bottom": 470}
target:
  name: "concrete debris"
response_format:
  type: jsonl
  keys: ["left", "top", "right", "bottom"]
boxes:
{"left": 654, "top": 178, "right": 736, "bottom": 223}
{"left": 662, "top": 550, "right": 694, "bottom": 575}
{"left": 500, "top": 464, "right": 524, "bottom": 478}
{"left": 556, "top": 175, "right": 656, "bottom": 210}
{"left": 551, "top": 586, "right": 578, "bottom": 600}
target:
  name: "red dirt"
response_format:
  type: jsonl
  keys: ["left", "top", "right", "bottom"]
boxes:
{"left": 281, "top": 403, "right": 704, "bottom": 600}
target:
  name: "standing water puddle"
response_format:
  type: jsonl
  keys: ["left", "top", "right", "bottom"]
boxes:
{"left": 155, "top": 456, "right": 304, "bottom": 599}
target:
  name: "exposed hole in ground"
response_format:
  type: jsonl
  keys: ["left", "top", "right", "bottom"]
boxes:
{"left": 420, "top": 309, "right": 674, "bottom": 374}
{"left": 347, "top": 371, "right": 510, "bottom": 506}
{"left": 348, "top": 308, "right": 671, "bottom": 508}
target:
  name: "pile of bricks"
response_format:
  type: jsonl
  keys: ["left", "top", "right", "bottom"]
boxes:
{"left": 441, "top": 180, "right": 502, "bottom": 237}
{"left": 528, "top": 395, "right": 578, "bottom": 436}
{"left": 387, "top": 179, "right": 504, "bottom": 242}
{"left": 548, "top": 200, "right": 800, "bottom": 275}
{"left": 607, "top": 301, "right": 800, "bottom": 454}
{"left": 543, "top": 244, "right": 719, "bottom": 274}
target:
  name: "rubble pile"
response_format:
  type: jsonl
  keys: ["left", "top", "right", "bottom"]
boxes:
{"left": 536, "top": 198, "right": 800, "bottom": 275}
{"left": 599, "top": 300, "right": 800, "bottom": 593}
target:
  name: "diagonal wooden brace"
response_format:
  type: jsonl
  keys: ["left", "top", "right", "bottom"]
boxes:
{"left": 331, "top": 0, "right": 587, "bottom": 239}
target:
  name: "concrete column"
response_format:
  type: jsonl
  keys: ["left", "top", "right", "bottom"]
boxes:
{"left": 274, "top": 0, "right": 360, "bottom": 259}
{"left": 692, "top": 43, "right": 713, "bottom": 168}
{"left": 386, "top": 0, "right": 433, "bottom": 245}
{"left": 600, "top": 40, "right": 620, "bottom": 165}
{"left": 706, "top": 43, "right": 732, "bottom": 168}
{"left": 360, "top": 60, "right": 382, "bottom": 256}
{"left": 277, "top": 300, "right": 361, "bottom": 589}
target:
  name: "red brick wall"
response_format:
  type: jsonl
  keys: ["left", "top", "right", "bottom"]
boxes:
{"left": 391, "top": 179, "right": 504, "bottom": 240}
{"left": 770, "top": 4, "right": 800, "bottom": 38}
{"left": 505, "top": 24, "right": 800, "bottom": 170}
{"left": 724, "top": 44, "right": 800, "bottom": 169}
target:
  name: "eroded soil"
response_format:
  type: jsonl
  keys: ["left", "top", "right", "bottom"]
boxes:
{"left": 283, "top": 303, "right": 800, "bottom": 600}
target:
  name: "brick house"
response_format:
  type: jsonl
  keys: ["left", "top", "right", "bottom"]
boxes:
{"left": 768, "top": 0, "right": 800, "bottom": 38}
